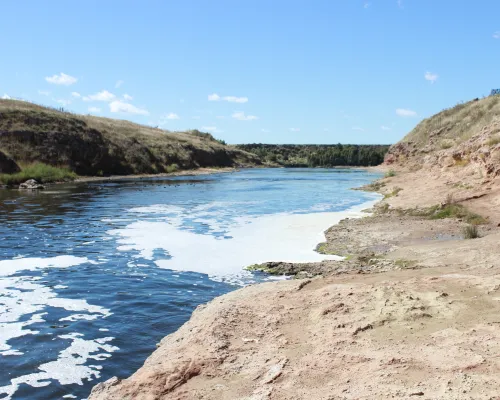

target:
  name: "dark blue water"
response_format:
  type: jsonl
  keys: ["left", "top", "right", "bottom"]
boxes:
{"left": 0, "top": 168, "right": 381, "bottom": 399}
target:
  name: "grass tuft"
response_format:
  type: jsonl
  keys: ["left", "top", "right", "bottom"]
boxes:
{"left": 384, "top": 187, "right": 402, "bottom": 199}
{"left": 384, "top": 169, "right": 396, "bottom": 178}
{"left": 429, "top": 204, "right": 486, "bottom": 225}
{"left": 463, "top": 224, "right": 480, "bottom": 239}
{"left": 0, "top": 163, "right": 77, "bottom": 185}
{"left": 486, "top": 136, "right": 500, "bottom": 146}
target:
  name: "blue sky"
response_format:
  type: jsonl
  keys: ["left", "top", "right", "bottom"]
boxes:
{"left": 1, "top": 1, "right": 500, "bottom": 144}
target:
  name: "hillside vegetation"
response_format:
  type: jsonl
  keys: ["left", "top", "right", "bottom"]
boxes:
{"left": 386, "top": 96, "right": 500, "bottom": 167}
{"left": 0, "top": 99, "right": 259, "bottom": 178}
{"left": 385, "top": 95, "right": 500, "bottom": 182}
{"left": 236, "top": 144, "right": 389, "bottom": 167}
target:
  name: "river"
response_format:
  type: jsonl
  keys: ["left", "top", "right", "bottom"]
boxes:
{"left": 0, "top": 168, "right": 381, "bottom": 399}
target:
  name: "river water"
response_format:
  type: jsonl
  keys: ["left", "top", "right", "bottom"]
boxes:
{"left": 0, "top": 168, "right": 381, "bottom": 399}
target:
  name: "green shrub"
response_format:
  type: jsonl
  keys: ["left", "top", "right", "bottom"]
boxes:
{"left": 0, "top": 163, "right": 77, "bottom": 185}
{"left": 430, "top": 204, "right": 486, "bottom": 225}
{"left": 166, "top": 163, "right": 179, "bottom": 173}
{"left": 385, "top": 169, "right": 396, "bottom": 178}
{"left": 463, "top": 224, "right": 480, "bottom": 239}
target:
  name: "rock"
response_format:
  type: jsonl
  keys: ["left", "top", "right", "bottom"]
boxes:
{"left": 261, "top": 358, "right": 288, "bottom": 384}
{"left": 19, "top": 179, "right": 45, "bottom": 190}
{"left": 0, "top": 151, "right": 20, "bottom": 173}
{"left": 89, "top": 377, "right": 122, "bottom": 398}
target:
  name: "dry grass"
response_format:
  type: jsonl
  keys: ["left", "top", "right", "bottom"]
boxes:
{"left": 0, "top": 99, "right": 258, "bottom": 176}
{"left": 400, "top": 96, "right": 500, "bottom": 148}
{"left": 463, "top": 224, "right": 480, "bottom": 239}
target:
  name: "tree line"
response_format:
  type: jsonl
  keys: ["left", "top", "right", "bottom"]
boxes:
{"left": 235, "top": 144, "right": 390, "bottom": 167}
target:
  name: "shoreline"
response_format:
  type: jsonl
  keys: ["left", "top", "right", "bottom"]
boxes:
{"left": 73, "top": 166, "right": 240, "bottom": 184}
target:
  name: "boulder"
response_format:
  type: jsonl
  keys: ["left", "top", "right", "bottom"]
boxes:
{"left": 0, "top": 151, "right": 20, "bottom": 173}
{"left": 19, "top": 179, "right": 45, "bottom": 190}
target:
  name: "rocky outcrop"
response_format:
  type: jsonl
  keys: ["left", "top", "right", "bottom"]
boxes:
{"left": 19, "top": 179, "right": 45, "bottom": 190}
{"left": 0, "top": 151, "right": 20, "bottom": 173}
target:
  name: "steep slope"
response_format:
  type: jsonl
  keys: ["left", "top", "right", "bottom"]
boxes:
{"left": 0, "top": 99, "right": 260, "bottom": 176}
{"left": 385, "top": 95, "right": 500, "bottom": 181}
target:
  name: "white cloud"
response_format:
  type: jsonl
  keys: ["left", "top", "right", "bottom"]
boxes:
{"left": 165, "top": 113, "right": 180, "bottom": 120}
{"left": 364, "top": 2, "right": 371, "bottom": 8}
{"left": 493, "top": 31, "right": 500, "bottom": 39}
{"left": 2, "top": 94, "right": 11, "bottom": 99}
{"left": 290, "top": 128, "right": 300, "bottom": 132}
{"left": 201, "top": 126, "right": 223, "bottom": 133}
{"left": 208, "top": 93, "right": 248, "bottom": 103}
{"left": 396, "top": 108, "right": 417, "bottom": 117}
{"left": 55, "top": 99, "right": 71, "bottom": 106}
{"left": 45, "top": 72, "right": 78, "bottom": 86}
{"left": 323, "top": 128, "right": 329, "bottom": 132}
{"left": 352, "top": 126, "right": 365, "bottom": 131}
{"left": 71, "top": 92, "right": 81, "bottom": 98}
{"left": 88, "top": 107, "right": 101, "bottom": 113}
{"left": 38, "top": 90, "right": 50, "bottom": 96}
{"left": 397, "top": 0, "right": 403, "bottom": 8}
{"left": 83, "top": 90, "right": 116, "bottom": 102}
{"left": 115, "top": 80, "right": 124, "bottom": 88}
{"left": 216, "top": 116, "right": 225, "bottom": 119}
{"left": 381, "top": 125, "right": 392, "bottom": 131}
{"left": 425, "top": 71, "right": 438, "bottom": 83}
{"left": 109, "top": 100, "right": 149, "bottom": 115}
{"left": 261, "top": 129, "right": 271, "bottom": 133}
{"left": 223, "top": 96, "right": 248, "bottom": 103}
{"left": 191, "top": 116, "right": 201, "bottom": 120}
{"left": 123, "top": 94, "right": 133, "bottom": 101}
{"left": 232, "top": 111, "right": 258, "bottom": 121}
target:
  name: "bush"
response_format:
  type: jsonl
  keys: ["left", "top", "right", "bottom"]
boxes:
{"left": 463, "top": 224, "right": 480, "bottom": 239}
{"left": 166, "top": 163, "right": 179, "bottom": 173}
{"left": 0, "top": 163, "right": 77, "bottom": 185}
{"left": 430, "top": 204, "right": 486, "bottom": 225}
{"left": 385, "top": 169, "right": 396, "bottom": 178}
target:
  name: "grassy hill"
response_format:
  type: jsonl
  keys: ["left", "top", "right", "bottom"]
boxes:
{"left": 385, "top": 95, "right": 500, "bottom": 180}
{"left": 0, "top": 99, "right": 259, "bottom": 180}
{"left": 386, "top": 96, "right": 500, "bottom": 163}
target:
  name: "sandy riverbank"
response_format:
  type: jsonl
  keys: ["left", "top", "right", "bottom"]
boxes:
{"left": 89, "top": 165, "right": 500, "bottom": 399}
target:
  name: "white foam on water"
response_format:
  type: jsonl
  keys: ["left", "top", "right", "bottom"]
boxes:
{"left": 0, "top": 334, "right": 118, "bottom": 399}
{"left": 0, "top": 255, "right": 89, "bottom": 277}
{"left": 60, "top": 314, "right": 100, "bottom": 322}
{"left": 0, "top": 275, "right": 110, "bottom": 355}
{"left": 110, "top": 199, "right": 379, "bottom": 284}
{"left": 0, "top": 256, "right": 115, "bottom": 398}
